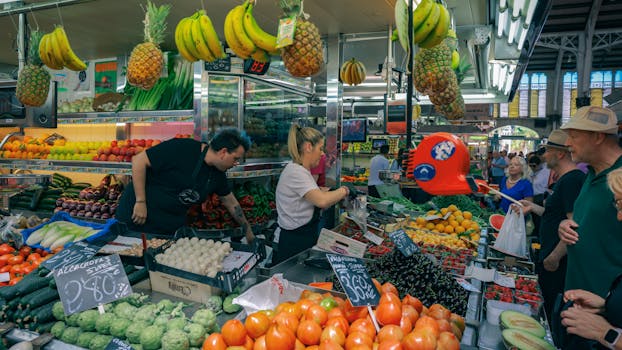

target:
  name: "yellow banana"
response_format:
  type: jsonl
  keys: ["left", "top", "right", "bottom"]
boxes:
{"left": 243, "top": 3, "right": 278, "bottom": 52}
{"left": 53, "top": 27, "right": 86, "bottom": 71}
{"left": 182, "top": 16, "right": 202, "bottom": 60}
{"left": 38, "top": 34, "right": 53, "bottom": 69}
{"left": 419, "top": 4, "right": 450, "bottom": 48}
{"left": 414, "top": 3, "right": 440, "bottom": 44}
{"left": 251, "top": 49, "right": 270, "bottom": 63}
{"left": 175, "top": 17, "right": 198, "bottom": 62}
{"left": 224, "top": 6, "right": 250, "bottom": 59}
{"left": 42, "top": 33, "right": 63, "bottom": 70}
{"left": 190, "top": 16, "right": 216, "bottom": 62}
{"left": 231, "top": 4, "right": 256, "bottom": 57}
{"left": 198, "top": 12, "right": 226, "bottom": 59}
{"left": 412, "top": 0, "right": 434, "bottom": 32}
{"left": 46, "top": 31, "right": 66, "bottom": 69}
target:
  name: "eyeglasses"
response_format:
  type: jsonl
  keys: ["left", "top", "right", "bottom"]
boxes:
{"left": 613, "top": 199, "right": 622, "bottom": 212}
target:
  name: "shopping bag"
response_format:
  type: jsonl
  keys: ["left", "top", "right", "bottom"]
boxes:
{"left": 493, "top": 207, "right": 527, "bottom": 257}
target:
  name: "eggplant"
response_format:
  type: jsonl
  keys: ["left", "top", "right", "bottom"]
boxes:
{"left": 101, "top": 203, "right": 110, "bottom": 214}
{"left": 101, "top": 213, "right": 110, "bottom": 219}
{"left": 92, "top": 202, "right": 102, "bottom": 212}
{"left": 55, "top": 198, "right": 63, "bottom": 207}
{"left": 93, "top": 212, "right": 101, "bottom": 219}
{"left": 85, "top": 211, "right": 93, "bottom": 218}
{"left": 77, "top": 202, "right": 85, "bottom": 211}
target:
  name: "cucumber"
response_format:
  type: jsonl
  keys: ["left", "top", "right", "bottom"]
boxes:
{"left": 14, "top": 274, "right": 53, "bottom": 296}
{"left": 32, "top": 302, "right": 55, "bottom": 324}
{"left": 36, "top": 321, "right": 56, "bottom": 333}
{"left": 0, "top": 284, "right": 20, "bottom": 300}
{"left": 27, "top": 289, "right": 59, "bottom": 310}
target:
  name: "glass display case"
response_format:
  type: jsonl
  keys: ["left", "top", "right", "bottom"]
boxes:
{"left": 207, "top": 75, "right": 241, "bottom": 132}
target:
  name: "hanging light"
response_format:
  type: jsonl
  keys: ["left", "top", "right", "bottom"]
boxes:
{"left": 513, "top": 0, "right": 526, "bottom": 19}
{"left": 497, "top": 8, "right": 508, "bottom": 37}
{"left": 499, "top": 0, "right": 508, "bottom": 10}
{"left": 504, "top": 68, "right": 516, "bottom": 95}
{"left": 524, "top": 0, "right": 538, "bottom": 25}
{"left": 498, "top": 65, "right": 509, "bottom": 91}
{"left": 507, "top": 18, "right": 521, "bottom": 45}
{"left": 493, "top": 64, "right": 501, "bottom": 88}
{"left": 517, "top": 24, "right": 529, "bottom": 49}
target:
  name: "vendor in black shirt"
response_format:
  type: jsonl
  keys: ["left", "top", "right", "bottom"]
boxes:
{"left": 116, "top": 128, "right": 255, "bottom": 242}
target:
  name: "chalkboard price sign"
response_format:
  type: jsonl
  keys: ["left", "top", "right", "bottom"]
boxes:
{"left": 326, "top": 254, "right": 380, "bottom": 307}
{"left": 42, "top": 241, "right": 100, "bottom": 272}
{"left": 204, "top": 54, "right": 231, "bottom": 72}
{"left": 388, "top": 230, "right": 420, "bottom": 257}
{"left": 54, "top": 254, "right": 132, "bottom": 316}
{"left": 105, "top": 338, "right": 134, "bottom": 350}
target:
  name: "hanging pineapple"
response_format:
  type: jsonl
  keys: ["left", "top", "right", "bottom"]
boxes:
{"left": 127, "top": 1, "right": 171, "bottom": 90}
{"left": 16, "top": 30, "right": 51, "bottom": 107}
{"left": 279, "top": 0, "right": 323, "bottom": 77}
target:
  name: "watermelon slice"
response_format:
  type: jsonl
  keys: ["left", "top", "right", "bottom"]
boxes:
{"left": 489, "top": 214, "right": 505, "bottom": 231}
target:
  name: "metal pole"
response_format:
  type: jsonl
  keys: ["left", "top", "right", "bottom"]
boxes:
{"left": 406, "top": 0, "right": 414, "bottom": 148}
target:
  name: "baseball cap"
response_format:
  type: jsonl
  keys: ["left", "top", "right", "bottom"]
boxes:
{"left": 542, "top": 129, "right": 569, "bottom": 150}
{"left": 560, "top": 106, "right": 619, "bottom": 134}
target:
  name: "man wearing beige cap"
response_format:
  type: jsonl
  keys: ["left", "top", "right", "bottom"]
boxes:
{"left": 558, "top": 105, "right": 622, "bottom": 298}
{"left": 515, "top": 129, "right": 585, "bottom": 320}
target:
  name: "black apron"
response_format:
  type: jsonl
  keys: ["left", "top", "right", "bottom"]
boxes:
{"left": 272, "top": 207, "right": 321, "bottom": 265}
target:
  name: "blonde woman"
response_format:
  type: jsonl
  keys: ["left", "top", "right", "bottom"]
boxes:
{"left": 272, "top": 124, "right": 350, "bottom": 265}
{"left": 496, "top": 156, "right": 533, "bottom": 213}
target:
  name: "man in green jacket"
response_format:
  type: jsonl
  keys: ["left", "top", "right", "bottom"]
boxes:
{"left": 558, "top": 106, "right": 622, "bottom": 298}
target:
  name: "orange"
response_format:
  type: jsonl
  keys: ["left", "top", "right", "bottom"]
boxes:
{"left": 435, "top": 224, "right": 445, "bottom": 232}
{"left": 462, "top": 211, "right": 472, "bottom": 219}
{"left": 444, "top": 226, "right": 454, "bottom": 234}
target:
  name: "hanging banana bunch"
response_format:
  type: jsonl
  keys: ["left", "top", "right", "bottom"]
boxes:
{"left": 39, "top": 26, "right": 87, "bottom": 71}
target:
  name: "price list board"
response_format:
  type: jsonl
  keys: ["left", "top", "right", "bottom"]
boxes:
{"left": 326, "top": 254, "right": 380, "bottom": 307}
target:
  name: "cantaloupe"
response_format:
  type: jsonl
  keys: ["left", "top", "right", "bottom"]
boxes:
{"left": 500, "top": 310, "right": 546, "bottom": 338}
{"left": 502, "top": 329, "right": 555, "bottom": 350}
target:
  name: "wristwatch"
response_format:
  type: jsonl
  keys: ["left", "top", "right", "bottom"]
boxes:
{"left": 604, "top": 328, "right": 622, "bottom": 349}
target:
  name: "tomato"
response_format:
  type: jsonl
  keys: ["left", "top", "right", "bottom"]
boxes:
{"left": 380, "top": 283, "right": 398, "bottom": 296}
{"left": 327, "top": 307, "right": 345, "bottom": 319}
{"left": 401, "top": 295, "right": 423, "bottom": 314}
{"left": 399, "top": 315, "right": 412, "bottom": 335}
{"left": 244, "top": 336, "right": 255, "bottom": 350}
{"left": 260, "top": 309, "right": 276, "bottom": 320}
{"left": 319, "top": 339, "right": 345, "bottom": 350}
{"left": 8, "top": 276, "right": 22, "bottom": 286}
{"left": 325, "top": 316, "right": 349, "bottom": 335}
{"left": 345, "top": 331, "right": 373, "bottom": 350}
{"left": 18, "top": 246, "right": 31, "bottom": 258}
{"left": 426, "top": 304, "right": 450, "bottom": 321}
{"left": 295, "top": 339, "right": 305, "bottom": 350}
{"left": 377, "top": 339, "right": 402, "bottom": 350}
{"left": 21, "top": 264, "right": 36, "bottom": 275}
{"left": 9, "top": 264, "right": 23, "bottom": 276}
{"left": 0, "top": 244, "right": 15, "bottom": 255}
{"left": 26, "top": 253, "right": 41, "bottom": 262}
{"left": 349, "top": 318, "right": 376, "bottom": 338}
{"left": 296, "top": 298, "right": 316, "bottom": 314}
{"left": 202, "top": 333, "right": 228, "bottom": 350}
{"left": 374, "top": 302, "right": 401, "bottom": 326}
{"left": 344, "top": 300, "right": 368, "bottom": 323}
{"left": 8, "top": 255, "right": 24, "bottom": 265}
{"left": 379, "top": 293, "right": 401, "bottom": 307}
{"left": 435, "top": 332, "right": 460, "bottom": 350}
{"left": 320, "top": 326, "right": 346, "bottom": 346}
{"left": 39, "top": 250, "right": 48, "bottom": 257}
{"left": 0, "top": 254, "right": 12, "bottom": 266}
{"left": 273, "top": 312, "right": 300, "bottom": 333}
{"left": 245, "top": 312, "right": 271, "bottom": 339}
{"left": 414, "top": 316, "right": 439, "bottom": 338}
{"left": 296, "top": 319, "right": 322, "bottom": 346}
{"left": 372, "top": 278, "right": 383, "bottom": 293}
{"left": 253, "top": 336, "right": 267, "bottom": 350}
{"left": 449, "top": 313, "right": 465, "bottom": 333}
{"left": 0, "top": 265, "right": 11, "bottom": 273}
{"left": 320, "top": 297, "right": 339, "bottom": 311}
{"left": 436, "top": 319, "right": 452, "bottom": 334}
{"left": 307, "top": 346, "right": 319, "bottom": 350}
{"left": 401, "top": 329, "right": 436, "bottom": 350}
{"left": 401, "top": 305, "right": 419, "bottom": 325}
{"left": 306, "top": 304, "right": 328, "bottom": 326}
{"left": 276, "top": 302, "right": 302, "bottom": 319}
{"left": 222, "top": 319, "right": 248, "bottom": 346}
{"left": 449, "top": 323, "right": 463, "bottom": 341}
{"left": 376, "top": 325, "right": 404, "bottom": 343}
{"left": 265, "top": 324, "right": 296, "bottom": 350}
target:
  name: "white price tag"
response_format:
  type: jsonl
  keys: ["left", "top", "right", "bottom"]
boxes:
{"left": 0, "top": 272, "right": 9, "bottom": 282}
{"left": 494, "top": 272, "right": 516, "bottom": 288}
{"left": 364, "top": 231, "right": 384, "bottom": 246}
{"left": 455, "top": 277, "right": 481, "bottom": 293}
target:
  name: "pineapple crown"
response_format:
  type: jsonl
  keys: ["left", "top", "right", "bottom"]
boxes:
{"left": 278, "top": 0, "right": 308, "bottom": 18}
{"left": 454, "top": 57, "right": 472, "bottom": 84}
{"left": 143, "top": 1, "right": 171, "bottom": 46}
{"left": 27, "top": 30, "right": 44, "bottom": 66}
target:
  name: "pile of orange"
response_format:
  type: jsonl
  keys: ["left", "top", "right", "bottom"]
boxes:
{"left": 202, "top": 281, "right": 465, "bottom": 350}
{"left": 408, "top": 204, "right": 481, "bottom": 242}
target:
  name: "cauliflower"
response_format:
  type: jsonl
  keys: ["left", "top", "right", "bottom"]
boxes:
{"left": 161, "top": 329, "right": 190, "bottom": 350}
{"left": 89, "top": 334, "right": 113, "bottom": 350}
{"left": 114, "top": 301, "right": 137, "bottom": 320}
{"left": 76, "top": 332, "right": 98, "bottom": 348}
{"left": 109, "top": 317, "right": 133, "bottom": 339}
{"left": 140, "top": 325, "right": 164, "bottom": 350}
{"left": 52, "top": 302, "right": 66, "bottom": 321}
{"left": 184, "top": 323, "right": 206, "bottom": 347}
{"left": 77, "top": 310, "right": 99, "bottom": 331}
{"left": 190, "top": 309, "right": 216, "bottom": 330}
{"left": 50, "top": 321, "right": 65, "bottom": 338}
{"left": 60, "top": 326, "right": 81, "bottom": 344}
{"left": 95, "top": 312, "right": 116, "bottom": 335}
{"left": 126, "top": 321, "right": 149, "bottom": 344}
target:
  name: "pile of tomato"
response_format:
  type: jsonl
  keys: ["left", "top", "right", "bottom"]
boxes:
{"left": 0, "top": 243, "right": 52, "bottom": 286}
{"left": 201, "top": 281, "right": 466, "bottom": 350}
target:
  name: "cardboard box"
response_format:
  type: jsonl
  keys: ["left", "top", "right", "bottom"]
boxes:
{"left": 149, "top": 271, "right": 220, "bottom": 304}
{"left": 315, "top": 228, "right": 367, "bottom": 258}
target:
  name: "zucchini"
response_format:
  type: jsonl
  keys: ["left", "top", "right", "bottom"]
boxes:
{"left": 36, "top": 321, "right": 56, "bottom": 333}
{"left": 32, "top": 302, "right": 55, "bottom": 324}
{"left": 14, "top": 275, "right": 53, "bottom": 296}
{"left": 49, "top": 278, "right": 57, "bottom": 290}
{"left": 26, "top": 288, "right": 59, "bottom": 310}
{"left": 39, "top": 197, "right": 59, "bottom": 206}
{"left": 20, "top": 287, "right": 53, "bottom": 309}
{"left": 37, "top": 267, "right": 51, "bottom": 277}
{"left": 6, "top": 296, "right": 20, "bottom": 310}
{"left": 0, "top": 284, "right": 20, "bottom": 300}
{"left": 127, "top": 267, "right": 149, "bottom": 285}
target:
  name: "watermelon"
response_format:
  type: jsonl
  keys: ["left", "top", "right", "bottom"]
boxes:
{"left": 489, "top": 214, "right": 505, "bottom": 231}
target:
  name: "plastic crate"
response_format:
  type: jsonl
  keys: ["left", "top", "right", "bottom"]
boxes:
{"left": 21, "top": 211, "right": 119, "bottom": 251}
{"left": 145, "top": 238, "right": 261, "bottom": 293}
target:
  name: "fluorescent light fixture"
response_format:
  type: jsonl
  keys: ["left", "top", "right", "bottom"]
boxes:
{"left": 507, "top": 18, "right": 521, "bottom": 45}
{"left": 499, "top": 0, "right": 508, "bottom": 10}
{"left": 493, "top": 64, "right": 501, "bottom": 87}
{"left": 499, "top": 65, "right": 509, "bottom": 91}
{"left": 403, "top": 0, "right": 422, "bottom": 7}
{"left": 517, "top": 24, "right": 529, "bottom": 49}
{"left": 497, "top": 8, "right": 508, "bottom": 37}
{"left": 525, "top": 0, "right": 538, "bottom": 25}
{"left": 513, "top": 0, "right": 526, "bottom": 18}
{"left": 504, "top": 71, "right": 515, "bottom": 94}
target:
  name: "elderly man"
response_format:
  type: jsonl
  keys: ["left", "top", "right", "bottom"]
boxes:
{"left": 517, "top": 130, "right": 585, "bottom": 320}
{"left": 558, "top": 106, "right": 622, "bottom": 298}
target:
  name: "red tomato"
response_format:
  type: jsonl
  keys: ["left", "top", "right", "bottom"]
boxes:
{"left": 427, "top": 304, "right": 451, "bottom": 321}
{"left": 245, "top": 312, "right": 271, "bottom": 339}
{"left": 325, "top": 316, "right": 349, "bottom": 335}
{"left": 21, "top": 264, "right": 36, "bottom": 275}
{"left": 399, "top": 315, "right": 413, "bottom": 335}
{"left": 344, "top": 300, "right": 368, "bottom": 323}
{"left": 377, "top": 339, "right": 402, "bottom": 350}
{"left": 8, "top": 255, "right": 24, "bottom": 265}
{"left": 265, "top": 324, "right": 296, "bottom": 350}
{"left": 306, "top": 304, "right": 329, "bottom": 326}
{"left": 222, "top": 319, "right": 248, "bottom": 346}
{"left": 320, "top": 326, "right": 346, "bottom": 346}
{"left": 26, "top": 253, "right": 41, "bottom": 262}
{"left": 0, "top": 265, "right": 11, "bottom": 273}
{"left": 414, "top": 316, "right": 440, "bottom": 338}
{"left": 380, "top": 283, "right": 398, "bottom": 296}
{"left": 0, "top": 244, "right": 15, "bottom": 255}
{"left": 296, "top": 319, "right": 322, "bottom": 346}
{"left": 202, "top": 333, "right": 227, "bottom": 350}
{"left": 18, "top": 246, "right": 31, "bottom": 258}
{"left": 376, "top": 325, "right": 404, "bottom": 343}
{"left": 344, "top": 331, "right": 373, "bottom": 350}
{"left": 401, "top": 305, "right": 419, "bottom": 325}
{"left": 0, "top": 254, "right": 12, "bottom": 266}
{"left": 436, "top": 332, "right": 460, "bottom": 350}
{"left": 8, "top": 276, "right": 22, "bottom": 285}
{"left": 379, "top": 293, "right": 402, "bottom": 307}
{"left": 401, "top": 295, "right": 423, "bottom": 314}
{"left": 401, "top": 328, "right": 436, "bottom": 350}
{"left": 327, "top": 307, "right": 345, "bottom": 319}
{"left": 436, "top": 319, "right": 452, "bottom": 334}
{"left": 375, "top": 302, "right": 401, "bottom": 326}
{"left": 253, "top": 335, "right": 267, "bottom": 350}
{"left": 273, "top": 312, "right": 300, "bottom": 333}
{"left": 348, "top": 318, "right": 376, "bottom": 338}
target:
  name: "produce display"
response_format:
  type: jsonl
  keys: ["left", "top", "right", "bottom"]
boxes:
{"left": 335, "top": 220, "right": 394, "bottom": 259}
{"left": 0, "top": 244, "right": 50, "bottom": 287}
{"left": 25, "top": 220, "right": 101, "bottom": 250}
{"left": 203, "top": 285, "right": 464, "bottom": 350}
{"left": 420, "top": 245, "right": 474, "bottom": 276}
{"left": 154, "top": 237, "right": 233, "bottom": 277}
{"left": 53, "top": 174, "right": 122, "bottom": 219}
{"left": 16, "top": 30, "right": 50, "bottom": 107}
{"left": 485, "top": 278, "right": 543, "bottom": 315}
{"left": 102, "top": 238, "right": 168, "bottom": 258}
{"left": 39, "top": 26, "right": 87, "bottom": 71}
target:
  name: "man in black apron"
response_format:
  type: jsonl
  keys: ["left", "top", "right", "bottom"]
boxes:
{"left": 116, "top": 129, "right": 255, "bottom": 243}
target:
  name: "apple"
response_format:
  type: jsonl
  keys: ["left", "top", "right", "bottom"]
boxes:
{"left": 103, "top": 147, "right": 111, "bottom": 155}
{"left": 145, "top": 139, "right": 154, "bottom": 147}
{"left": 124, "top": 155, "right": 132, "bottom": 162}
{"left": 111, "top": 146, "right": 120, "bottom": 155}
{"left": 108, "top": 154, "right": 117, "bottom": 162}
{"left": 97, "top": 154, "right": 107, "bottom": 161}
{"left": 137, "top": 139, "right": 146, "bottom": 147}
{"left": 110, "top": 140, "right": 118, "bottom": 148}
{"left": 119, "top": 147, "right": 127, "bottom": 156}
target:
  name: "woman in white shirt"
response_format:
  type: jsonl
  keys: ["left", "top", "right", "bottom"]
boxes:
{"left": 272, "top": 124, "right": 350, "bottom": 265}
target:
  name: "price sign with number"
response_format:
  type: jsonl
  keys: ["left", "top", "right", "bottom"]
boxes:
{"left": 388, "top": 230, "right": 420, "bottom": 257}
{"left": 204, "top": 54, "right": 231, "bottom": 72}
{"left": 54, "top": 254, "right": 132, "bottom": 316}
{"left": 105, "top": 338, "right": 134, "bottom": 350}
{"left": 42, "top": 241, "right": 100, "bottom": 272}
{"left": 326, "top": 254, "right": 380, "bottom": 307}
{"left": 243, "top": 59, "right": 270, "bottom": 75}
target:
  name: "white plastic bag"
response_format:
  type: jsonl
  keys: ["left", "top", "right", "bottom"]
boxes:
{"left": 232, "top": 274, "right": 305, "bottom": 315}
{"left": 493, "top": 208, "right": 527, "bottom": 257}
